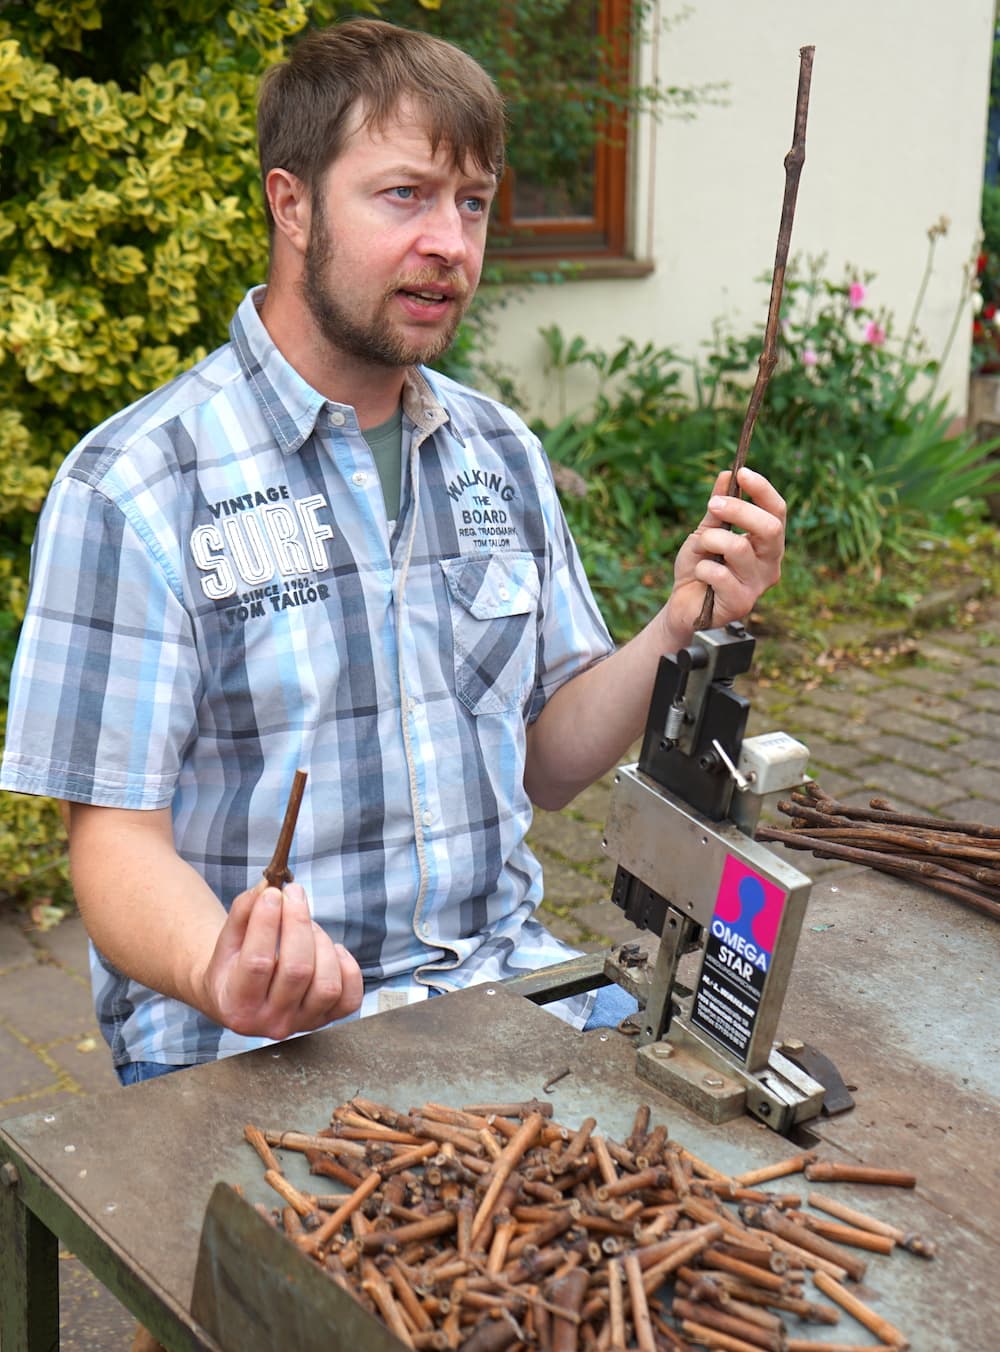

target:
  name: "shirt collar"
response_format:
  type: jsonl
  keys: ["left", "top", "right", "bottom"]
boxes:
{"left": 230, "top": 286, "right": 464, "bottom": 454}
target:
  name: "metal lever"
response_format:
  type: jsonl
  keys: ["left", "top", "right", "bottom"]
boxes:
{"left": 712, "top": 738, "right": 750, "bottom": 791}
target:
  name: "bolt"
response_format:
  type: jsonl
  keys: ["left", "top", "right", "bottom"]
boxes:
{"left": 702, "top": 1075, "right": 725, "bottom": 1089}
{"left": 1, "top": 1162, "right": 19, "bottom": 1189}
{"left": 758, "top": 1102, "right": 772, "bottom": 1117}
{"left": 782, "top": 1038, "right": 805, "bottom": 1053}
{"left": 651, "top": 1044, "right": 674, "bottom": 1060}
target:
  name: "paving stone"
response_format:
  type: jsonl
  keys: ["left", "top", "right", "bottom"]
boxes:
{"left": 57, "top": 1254, "right": 139, "bottom": 1352}
{"left": 890, "top": 664, "right": 967, "bottom": 694}
{"left": 0, "top": 1026, "right": 59, "bottom": 1101}
{"left": 939, "top": 763, "right": 1000, "bottom": 801}
{"left": 970, "top": 743, "right": 1000, "bottom": 769}
{"left": 824, "top": 666, "right": 893, "bottom": 694}
{"left": 569, "top": 902, "right": 646, "bottom": 950}
{"left": 538, "top": 908, "right": 589, "bottom": 948}
{"left": 857, "top": 764, "right": 967, "bottom": 813}
{"left": 963, "top": 652, "right": 1000, "bottom": 674}
{"left": 940, "top": 797, "right": 1000, "bottom": 826}
{"left": 961, "top": 686, "right": 1000, "bottom": 713}
{"left": 804, "top": 738, "right": 879, "bottom": 773}
{"left": 866, "top": 705, "right": 970, "bottom": 746}
{"left": 958, "top": 709, "right": 1000, "bottom": 738}
{"left": 932, "top": 626, "right": 993, "bottom": 651}
{"left": 528, "top": 810, "right": 608, "bottom": 869}
{"left": 0, "top": 915, "right": 36, "bottom": 969}
{"left": 32, "top": 915, "right": 93, "bottom": 981}
{"left": 47, "top": 1038, "right": 120, "bottom": 1096}
{"left": 784, "top": 702, "right": 868, "bottom": 740}
{"left": 563, "top": 779, "right": 613, "bottom": 825}
{"left": 0, "top": 963, "right": 96, "bottom": 1045}
{"left": 905, "top": 692, "right": 970, "bottom": 722}
{"left": 861, "top": 734, "right": 969, "bottom": 776}
{"left": 537, "top": 857, "right": 611, "bottom": 913}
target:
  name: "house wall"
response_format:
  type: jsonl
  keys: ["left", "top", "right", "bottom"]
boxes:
{"left": 488, "top": 0, "right": 996, "bottom": 425}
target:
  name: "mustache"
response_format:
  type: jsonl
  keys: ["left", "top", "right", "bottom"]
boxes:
{"left": 388, "top": 267, "right": 470, "bottom": 301}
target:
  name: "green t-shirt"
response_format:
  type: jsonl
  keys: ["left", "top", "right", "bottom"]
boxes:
{"left": 362, "top": 405, "right": 404, "bottom": 522}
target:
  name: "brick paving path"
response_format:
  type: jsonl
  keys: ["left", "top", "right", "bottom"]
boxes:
{"left": 1, "top": 595, "right": 998, "bottom": 1347}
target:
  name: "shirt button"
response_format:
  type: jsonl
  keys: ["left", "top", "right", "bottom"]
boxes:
{"left": 498, "top": 587, "right": 510, "bottom": 601}
{"left": 420, "top": 922, "right": 431, "bottom": 937}
{"left": 352, "top": 470, "right": 368, "bottom": 487}
{"left": 421, "top": 809, "right": 433, "bottom": 826}
{"left": 330, "top": 410, "right": 347, "bottom": 426}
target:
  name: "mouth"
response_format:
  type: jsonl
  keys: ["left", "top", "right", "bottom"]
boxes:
{"left": 398, "top": 287, "right": 454, "bottom": 307}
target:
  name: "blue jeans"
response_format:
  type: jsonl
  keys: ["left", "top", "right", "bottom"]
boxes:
{"left": 116, "top": 1060, "right": 186, "bottom": 1086}
{"left": 583, "top": 982, "right": 639, "bottom": 1030}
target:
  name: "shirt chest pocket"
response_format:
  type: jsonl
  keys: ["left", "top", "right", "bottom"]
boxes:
{"left": 441, "top": 553, "right": 541, "bottom": 716}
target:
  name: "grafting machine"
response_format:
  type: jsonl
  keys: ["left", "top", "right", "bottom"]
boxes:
{"left": 599, "top": 620, "right": 829, "bottom": 1133}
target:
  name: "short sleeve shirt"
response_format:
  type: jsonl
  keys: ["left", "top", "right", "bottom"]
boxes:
{"left": 0, "top": 287, "right": 616, "bottom": 1065}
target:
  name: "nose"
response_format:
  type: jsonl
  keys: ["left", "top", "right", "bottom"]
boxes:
{"left": 416, "top": 198, "right": 468, "bottom": 267}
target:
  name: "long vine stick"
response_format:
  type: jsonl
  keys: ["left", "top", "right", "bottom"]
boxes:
{"left": 695, "top": 44, "right": 815, "bottom": 632}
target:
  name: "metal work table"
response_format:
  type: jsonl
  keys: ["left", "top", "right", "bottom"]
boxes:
{"left": 1, "top": 864, "right": 996, "bottom": 1350}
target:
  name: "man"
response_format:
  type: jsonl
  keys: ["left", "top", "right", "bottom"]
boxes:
{"left": 0, "top": 19, "right": 785, "bottom": 1081}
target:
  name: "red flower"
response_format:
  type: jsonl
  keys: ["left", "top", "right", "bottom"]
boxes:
{"left": 979, "top": 252, "right": 989, "bottom": 275}
{"left": 984, "top": 303, "right": 997, "bottom": 320}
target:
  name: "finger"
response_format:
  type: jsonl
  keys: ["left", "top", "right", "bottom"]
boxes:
{"left": 296, "top": 932, "right": 361, "bottom": 1028}
{"left": 213, "top": 883, "right": 267, "bottom": 965}
{"left": 265, "top": 882, "right": 318, "bottom": 1011}
{"left": 333, "top": 943, "right": 364, "bottom": 1016}
{"left": 229, "top": 885, "right": 283, "bottom": 1004}
{"left": 734, "top": 467, "right": 787, "bottom": 520}
{"left": 704, "top": 497, "right": 785, "bottom": 555}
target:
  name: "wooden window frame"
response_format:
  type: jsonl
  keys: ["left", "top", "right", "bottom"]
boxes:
{"left": 489, "top": 0, "right": 632, "bottom": 262}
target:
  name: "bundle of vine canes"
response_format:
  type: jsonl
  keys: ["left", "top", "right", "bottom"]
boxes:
{"left": 240, "top": 1096, "right": 933, "bottom": 1352}
{"left": 756, "top": 782, "right": 1000, "bottom": 923}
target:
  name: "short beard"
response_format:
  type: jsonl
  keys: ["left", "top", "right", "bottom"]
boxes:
{"left": 300, "top": 203, "right": 468, "bottom": 369}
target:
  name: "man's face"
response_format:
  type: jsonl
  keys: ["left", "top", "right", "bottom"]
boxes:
{"left": 299, "top": 102, "right": 497, "bottom": 369}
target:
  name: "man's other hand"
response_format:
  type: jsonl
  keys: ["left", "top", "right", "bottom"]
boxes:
{"left": 200, "top": 880, "right": 363, "bottom": 1040}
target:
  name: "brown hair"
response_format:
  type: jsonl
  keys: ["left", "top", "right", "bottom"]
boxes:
{"left": 257, "top": 18, "right": 506, "bottom": 231}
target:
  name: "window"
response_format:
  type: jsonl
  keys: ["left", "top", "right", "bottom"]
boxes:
{"left": 365, "top": 0, "right": 636, "bottom": 264}
{"left": 489, "top": 0, "right": 633, "bottom": 262}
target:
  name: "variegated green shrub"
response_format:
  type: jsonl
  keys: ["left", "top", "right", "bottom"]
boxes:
{"left": 0, "top": 0, "right": 367, "bottom": 906}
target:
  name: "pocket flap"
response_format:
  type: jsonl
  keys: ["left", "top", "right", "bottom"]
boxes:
{"left": 441, "top": 553, "right": 540, "bottom": 620}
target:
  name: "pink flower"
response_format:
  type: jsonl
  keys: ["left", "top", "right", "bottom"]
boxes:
{"left": 864, "top": 320, "right": 886, "bottom": 347}
{"left": 802, "top": 345, "right": 818, "bottom": 367}
{"left": 849, "top": 281, "right": 866, "bottom": 309}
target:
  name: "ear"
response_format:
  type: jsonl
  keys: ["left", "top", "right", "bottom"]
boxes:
{"left": 266, "top": 168, "right": 311, "bottom": 254}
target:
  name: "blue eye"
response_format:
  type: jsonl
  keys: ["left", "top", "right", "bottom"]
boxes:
{"left": 391, "top": 186, "right": 415, "bottom": 200}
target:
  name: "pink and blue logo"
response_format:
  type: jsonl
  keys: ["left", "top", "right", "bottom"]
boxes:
{"left": 710, "top": 856, "right": 787, "bottom": 972}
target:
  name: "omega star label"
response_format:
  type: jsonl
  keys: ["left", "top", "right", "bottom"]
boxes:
{"left": 690, "top": 854, "right": 788, "bottom": 1062}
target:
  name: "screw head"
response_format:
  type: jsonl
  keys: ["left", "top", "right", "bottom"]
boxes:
{"left": 702, "top": 1074, "right": 725, "bottom": 1089}
{"left": 1, "top": 1162, "right": 19, "bottom": 1189}
{"left": 651, "top": 1043, "right": 674, "bottom": 1060}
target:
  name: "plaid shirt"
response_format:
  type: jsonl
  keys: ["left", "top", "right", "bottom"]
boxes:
{"left": 1, "top": 288, "right": 615, "bottom": 1065}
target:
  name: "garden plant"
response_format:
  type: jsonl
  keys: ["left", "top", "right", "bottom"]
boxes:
{"left": 535, "top": 254, "right": 999, "bottom": 645}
